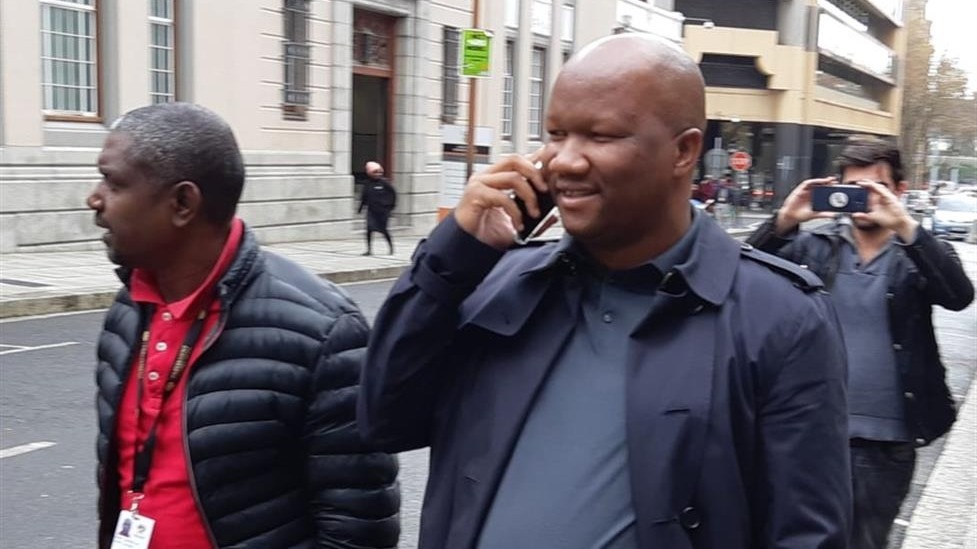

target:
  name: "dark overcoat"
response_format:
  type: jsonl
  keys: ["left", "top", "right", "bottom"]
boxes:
{"left": 360, "top": 215, "right": 852, "bottom": 549}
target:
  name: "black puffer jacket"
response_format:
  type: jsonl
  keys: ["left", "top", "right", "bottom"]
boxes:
{"left": 95, "top": 228, "right": 400, "bottom": 548}
{"left": 748, "top": 217, "right": 974, "bottom": 445}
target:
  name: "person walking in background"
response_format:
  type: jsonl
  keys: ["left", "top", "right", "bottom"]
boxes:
{"left": 359, "top": 33, "right": 851, "bottom": 549}
{"left": 88, "top": 103, "right": 400, "bottom": 549}
{"left": 747, "top": 137, "right": 974, "bottom": 549}
{"left": 359, "top": 161, "right": 397, "bottom": 255}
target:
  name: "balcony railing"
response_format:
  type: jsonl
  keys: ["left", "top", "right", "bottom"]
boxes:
{"left": 616, "top": 0, "right": 684, "bottom": 42}
{"left": 817, "top": 1, "right": 895, "bottom": 80}
{"left": 863, "top": 0, "right": 904, "bottom": 25}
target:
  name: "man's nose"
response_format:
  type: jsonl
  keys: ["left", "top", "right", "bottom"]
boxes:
{"left": 546, "top": 139, "right": 589, "bottom": 175}
{"left": 86, "top": 187, "right": 103, "bottom": 210}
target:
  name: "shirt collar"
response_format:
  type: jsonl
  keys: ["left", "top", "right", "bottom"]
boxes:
{"left": 524, "top": 207, "right": 735, "bottom": 305}
{"left": 130, "top": 218, "right": 245, "bottom": 319}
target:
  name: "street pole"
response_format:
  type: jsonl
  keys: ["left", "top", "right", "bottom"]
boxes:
{"left": 465, "top": 0, "right": 481, "bottom": 182}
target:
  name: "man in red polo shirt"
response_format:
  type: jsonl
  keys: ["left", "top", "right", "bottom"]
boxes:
{"left": 89, "top": 103, "right": 399, "bottom": 549}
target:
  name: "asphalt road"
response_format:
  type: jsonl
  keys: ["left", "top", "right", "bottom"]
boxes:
{"left": 0, "top": 279, "right": 430, "bottom": 549}
{"left": 1, "top": 243, "right": 975, "bottom": 549}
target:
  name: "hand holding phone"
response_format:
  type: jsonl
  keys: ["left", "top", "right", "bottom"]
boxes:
{"left": 811, "top": 184, "right": 869, "bottom": 213}
{"left": 453, "top": 153, "right": 549, "bottom": 250}
{"left": 513, "top": 160, "right": 558, "bottom": 244}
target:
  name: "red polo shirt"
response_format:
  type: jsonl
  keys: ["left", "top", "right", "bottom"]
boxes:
{"left": 115, "top": 218, "right": 243, "bottom": 549}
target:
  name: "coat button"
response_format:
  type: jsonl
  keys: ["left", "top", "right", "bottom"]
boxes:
{"left": 679, "top": 506, "right": 702, "bottom": 530}
{"left": 904, "top": 391, "right": 915, "bottom": 400}
{"left": 915, "top": 437, "right": 926, "bottom": 446}
{"left": 892, "top": 343, "right": 903, "bottom": 351}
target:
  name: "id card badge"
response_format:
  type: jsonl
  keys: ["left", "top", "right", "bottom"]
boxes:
{"left": 110, "top": 510, "right": 156, "bottom": 549}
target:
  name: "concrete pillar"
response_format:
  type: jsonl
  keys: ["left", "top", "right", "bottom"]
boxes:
{"left": 513, "top": 0, "right": 533, "bottom": 152}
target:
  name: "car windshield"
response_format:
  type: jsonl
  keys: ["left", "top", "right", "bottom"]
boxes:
{"left": 938, "top": 196, "right": 977, "bottom": 212}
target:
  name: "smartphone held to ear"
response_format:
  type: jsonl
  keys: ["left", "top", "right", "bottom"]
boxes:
{"left": 811, "top": 184, "right": 869, "bottom": 213}
{"left": 513, "top": 188, "right": 557, "bottom": 244}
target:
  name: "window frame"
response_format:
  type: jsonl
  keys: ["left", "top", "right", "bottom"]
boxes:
{"left": 149, "top": 0, "right": 178, "bottom": 104}
{"left": 282, "top": 0, "right": 311, "bottom": 120}
{"left": 528, "top": 45, "right": 547, "bottom": 140}
{"left": 441, "top": 26, "right": 460, "bottom": 124}
{"left": 501, "top": 40, "right": 515, "bottom": 140}
{"left": 40, "top": 0, "right": 102, "bottom": 122}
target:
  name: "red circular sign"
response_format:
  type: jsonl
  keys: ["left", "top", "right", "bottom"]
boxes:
{"left": 729, "top": 151, "right": 752, "bottom": 172}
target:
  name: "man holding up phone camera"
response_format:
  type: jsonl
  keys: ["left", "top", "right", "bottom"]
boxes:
{"left": 748, "top": 137, "right": 974, "bottom": 549}
{"left": 360, "top": 33, "right": 852, "bottom": 549}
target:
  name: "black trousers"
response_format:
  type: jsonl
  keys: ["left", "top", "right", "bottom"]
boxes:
{"left": 850, "top": 440, "right": 916, "bottom": 549}
{"left": 365, "top": 210, "right": 393, "bottom": 253}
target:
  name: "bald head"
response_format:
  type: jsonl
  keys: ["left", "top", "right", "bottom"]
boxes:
{"left": 561, "top": 34, "right": 706, "bottom": 135}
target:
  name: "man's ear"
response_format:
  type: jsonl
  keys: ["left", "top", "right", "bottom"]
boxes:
{"left": 169, "top": 181, "right": 203, "bottom": 227}
{"left": 895, "top": 180, "right": 909, "bottom": 197}
{"left": 674, "top": 128, "right": 704, "bottom": 176}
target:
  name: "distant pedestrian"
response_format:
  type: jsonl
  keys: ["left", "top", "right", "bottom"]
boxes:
{"left": 87, "top": 102, "right": 399, "bottom": 549}
{"left": 360, "top": 33, "right": 851, "bottom": 549}
{"left": 359, "top": 161, "right": 397, "bottom": 255}
{"left": 747, "top": 137, "right": 975, "bottom": 549}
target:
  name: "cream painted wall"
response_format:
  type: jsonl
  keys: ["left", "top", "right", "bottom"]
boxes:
{"left": 185, "top": 0, "right": 266, "bottom": 149}
{"left": 109, "top": 0, "right": 151, "bottom": 117}
{"left": 0, "top": 0, "right": 43, "bottom": 147}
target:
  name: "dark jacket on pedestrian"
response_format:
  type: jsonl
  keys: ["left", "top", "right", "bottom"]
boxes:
{"left": 359, "top": 215, "right": 851, "bottom": 549}
{"left": 95, "top": 227, "right": 400, "bottom": 549}
{"left": 747, "top": 217, "right": 974, "bottom": 445}
{"left": 359, "top": 178, "right": 397, "bottom": 215}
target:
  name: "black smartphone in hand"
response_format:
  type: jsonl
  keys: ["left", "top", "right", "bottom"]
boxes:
{"left": 811, "top": 185, "right": 869, "bottom": 213}
{"left": 513, "top": 188, "right": 557, "bottom": 244}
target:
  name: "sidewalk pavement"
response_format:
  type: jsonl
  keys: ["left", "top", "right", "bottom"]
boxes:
{"left": 902, "top": 377, "right": 977, "bottom": 549}
{"left": 0, "top": 224, "right": 757, "bottom": 319}
{"left": 1, "top": 224, "right": 974, "bottom": 548}
{"left": 0, "top": 232, "right": 424, "bottom": 319}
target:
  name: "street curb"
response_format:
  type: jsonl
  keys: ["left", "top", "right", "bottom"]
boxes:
{"left": 901, "top": 380, "right": 977, "bottom": 549}
{"left": 0, "top": 266, "right": 409, "bottom": 319}
{"left": 0, "top": 291, "right": 119, "bottom": 319}
{"left": 318, "top": 265, "right": 407, "bottom": 285}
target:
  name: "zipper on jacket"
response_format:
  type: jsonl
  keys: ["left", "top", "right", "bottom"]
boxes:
{"left": 101, "top": 304, "right": 154, "bottom": 538}
{"left": 182, "top": 311, "right": 227, "bottom": 549}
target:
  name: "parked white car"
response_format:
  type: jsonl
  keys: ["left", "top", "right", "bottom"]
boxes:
{"left": 932, "top": 194, "right": 977, "bottom": 240}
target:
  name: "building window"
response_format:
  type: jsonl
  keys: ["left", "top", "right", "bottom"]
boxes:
{"left": 282, "top": 0, "right": 310, "bottom": 120}
{"left": 505, "top": 0, "right": 519, "bottom": 28}
{"left": 561, "top": 3, "right": 575, "bottom": 43}
{"left": 40, "top": 0, "right": 99, "bottom": 118}
{"left": 529, "top": 46, "right": 546, "bottom": 140}
{"left": 442, "top": 27, "right": 460, "bottom": 124}
{"left": 531, "top": 0, "right": 552, "bottom": 36}
{"left": 149, "top": 0, "right": 176, "bottom": 104}
{"left": 501, "top": 41, "right": 515, "bottom": 140}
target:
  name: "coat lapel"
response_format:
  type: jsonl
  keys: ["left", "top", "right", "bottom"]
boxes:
{"left": 450, "top": 272, "right": 580, "bottom": 549}
{"left": 627, "top": 294, "right": 717, "bottom": 542}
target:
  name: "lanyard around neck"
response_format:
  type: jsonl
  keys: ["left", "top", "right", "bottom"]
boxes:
{"left": 130, "top": 309, "right": 207, "bottom": 496}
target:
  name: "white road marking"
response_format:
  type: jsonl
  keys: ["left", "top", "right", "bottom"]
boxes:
{"left": 0, "top": 441, "right": 57, "bottom": 459}
{"left": 0, "top": 344, "right": 28, "bottom": 351}
{"left": 0, "top": 341, "right": 80, "bottom": 356}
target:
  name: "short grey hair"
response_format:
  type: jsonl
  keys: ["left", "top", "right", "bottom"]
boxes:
{"left": 110, "top": 102, "right": 245, "bottom": 225}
